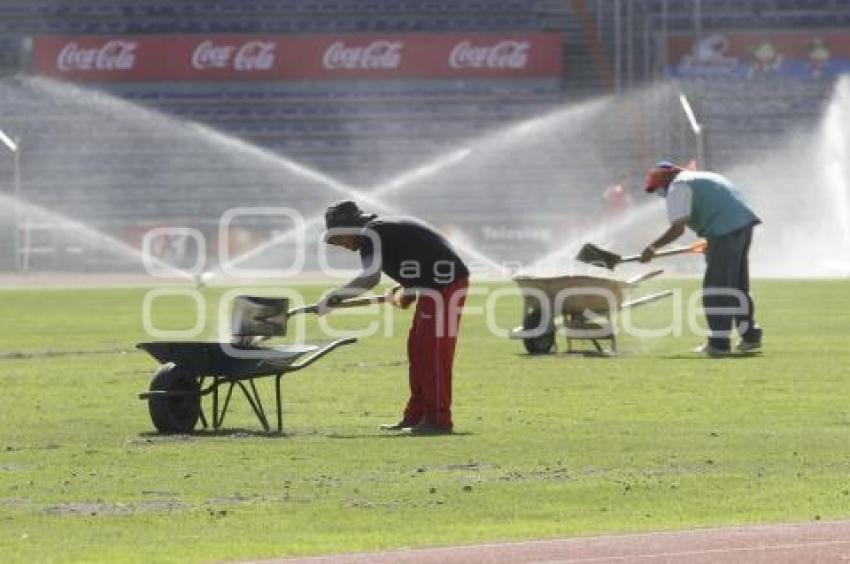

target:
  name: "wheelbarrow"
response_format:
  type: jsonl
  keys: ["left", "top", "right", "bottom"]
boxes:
{"left": 137, "top": 295, "right": 376, "bottom": 434}
{"left": 508, "top": 270, "right": 672, "bottom": 355}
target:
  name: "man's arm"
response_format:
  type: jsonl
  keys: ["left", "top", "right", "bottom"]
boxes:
{"left": 325, "top": 269, "right": 382, "bottom": 302}
{"left": 316, "top": 250, "right": 382, "bottom": 313}
{"left": 640, "top": 220, "right": 687, "bottom": 263}
{"left": 641, "top": 181, "right": 691, "bottom": 263}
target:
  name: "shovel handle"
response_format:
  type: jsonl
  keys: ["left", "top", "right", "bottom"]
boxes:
{"left": 287, "top": 293, "right": 394, "bottom": 317}
{"left": 331, "top": 295, "right": 389, "bottom": 308}
{"left": 620, "top": 239, "right": 707, "bottom": 263}
{"left": 286, "top": 304, "right": 319, "bottom": 316}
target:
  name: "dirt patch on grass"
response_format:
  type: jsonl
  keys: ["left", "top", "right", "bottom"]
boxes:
{"left": 43, "top": 499, "right": 189, "bottom": 516}
{"left": 0, "top": 348, "right": 131, "bottom": 361}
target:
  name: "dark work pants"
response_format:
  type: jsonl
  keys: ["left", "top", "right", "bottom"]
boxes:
{"left": 703, "top": 225, "right": 761, "bottom": 349}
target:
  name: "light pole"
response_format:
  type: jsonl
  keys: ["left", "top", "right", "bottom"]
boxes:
{"left": 0, "top": 129, "right": 22, "bottom": 271}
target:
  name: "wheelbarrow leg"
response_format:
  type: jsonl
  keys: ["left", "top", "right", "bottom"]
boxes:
{"left": 197, "top": 376, "right": 209, "bottom": 429}
{"left": 216, "top": 379, "right": 237, "bottom": 430}
{"left": 247, "top": 379, "right": 270, "bottom": 432}
{"left": 212, "top": 378, "right": 220, "bottom": 429}
{"left": 236, "top": 380, "right": 270, "bottom": 432}
{"left": 275, "top": 374, "right": 284, "bottom": 434}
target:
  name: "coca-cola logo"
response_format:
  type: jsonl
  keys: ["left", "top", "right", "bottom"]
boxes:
{"left": 449, "top": 40, "right": 530, "bottom": 69}
{"left": 192, "top": 40, "right": 276, "bottom": 71}
{"left": 57, "top": 40, "right": 137, "bottom": 72}
{"left": 322, "top": 40, "right": 403, "bottom": 70}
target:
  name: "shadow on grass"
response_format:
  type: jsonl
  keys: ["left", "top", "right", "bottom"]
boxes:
{"left": 514, "top": 351, "right": 616, "bottom": 359}
{"left": 659, "top": 352, "right": 763, "bottom": 360}
{"left": 326, "top": 431, "right": 476, "bottom": 440}
{"left": 136, "top": 428, "right": 288, "bottom": 440}
{"left": 135, "top": 428, "right": 477, "bottom": 441}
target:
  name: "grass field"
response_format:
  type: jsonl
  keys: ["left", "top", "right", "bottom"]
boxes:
{"left": 1, "top": 279, "right": 849, "bottom": 563}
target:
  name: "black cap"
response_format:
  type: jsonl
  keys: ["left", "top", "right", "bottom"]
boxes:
{"left": 323, "top": 201, "right": 376, "bottom": 242}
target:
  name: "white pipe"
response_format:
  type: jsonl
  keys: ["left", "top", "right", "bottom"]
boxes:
{"left": 678, "top": 92, "right": 704, "bottom": 168}
{"left": 0, "top": 129, "right": 18, "bottom": 153}
{"left": 678, "top": 92, "right": 701, "bottom": 135}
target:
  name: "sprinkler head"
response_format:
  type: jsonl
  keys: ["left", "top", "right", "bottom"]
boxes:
{"left": 193, "top": 270, "right": 213, "bottom": 288}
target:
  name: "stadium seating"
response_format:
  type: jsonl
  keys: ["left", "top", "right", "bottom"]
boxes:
{"left": 0, "top": 0, "right": 545, "bottom": 33}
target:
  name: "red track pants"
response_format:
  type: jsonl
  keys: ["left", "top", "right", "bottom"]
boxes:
{"left": 402, "top": 277, "right": 469, "bottom": 429}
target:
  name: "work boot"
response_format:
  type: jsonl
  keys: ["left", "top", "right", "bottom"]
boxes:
{"left": 737, "top": 326, "right": 763, "bottom": 352}
{"left": 404, "top": 420, "right": 453, "bottom": 435}
{"left": 693, "top": 342, "right": 731, "bottom": 358}
{"left": 736, "top": 339, "right": 762, "bottom": 353}
{"left": 379, "top": 419, "right": 417, "bottom": 431}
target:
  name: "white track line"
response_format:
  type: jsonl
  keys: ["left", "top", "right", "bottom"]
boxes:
{"left": 533, "top": 539, "right": 850, "bottom": 563}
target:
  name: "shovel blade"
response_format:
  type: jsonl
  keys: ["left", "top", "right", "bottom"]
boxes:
{"left": 231, "top": 296, "right": 290, "bottom": 339}
{"left": 576, "top": 243, "right": 621, "bottom": 270}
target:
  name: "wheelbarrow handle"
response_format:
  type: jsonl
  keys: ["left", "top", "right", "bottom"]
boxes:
{"left": 620, "top": 290, "right": 674, "bottom": 309}
{"left": 626, "top": 269, "right": 664, "bottom": 285}
{"left": 287, "top": 336, "right": 358, "bottom": 372}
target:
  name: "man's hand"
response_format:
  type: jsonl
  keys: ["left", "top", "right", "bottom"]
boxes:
{"left": 316, "top": 294, "right": 342, "bottom": 316}
{"left": 385, "top": 285, "right": 416, "bottom": 309}
{"left": 640, "top": 245, "right": 656, "bottom": 263}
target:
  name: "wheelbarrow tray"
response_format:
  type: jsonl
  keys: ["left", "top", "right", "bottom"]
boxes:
{"left": 512, "top": 274, "right": 633, "bottom": 314}
{"left": 136, "top": 341, "right": 320, "bottom": 379}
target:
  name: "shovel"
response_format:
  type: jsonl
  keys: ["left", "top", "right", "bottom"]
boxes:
{"left": 231, "top": 289, "right": 408, "bottom": 343}
{"left": 576, "top": 239, "right": 707, "bottom": 270}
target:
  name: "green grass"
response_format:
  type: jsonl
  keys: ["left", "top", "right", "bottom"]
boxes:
{"left": 1, "top": 279, "right": 850, "bottom": 562}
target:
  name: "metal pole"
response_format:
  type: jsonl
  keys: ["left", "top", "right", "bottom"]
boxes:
{"left": 662, "top": 0, "right": 670, "bottom": 151}
{"left": 626, "top": 0, "right": 633, "bottom": 89}
{"left": 662, "top": 0, "right": 669, "bottom": 80}
{"left": 0, "top": 129, "right": 20, "bottom": 272}
{"left": 596, "top": 0, "right": 602, "bottom": 41}
{"left": 13, "top": 143, "right": 22, "bottom": 272}
{"left": 614, "top": 0, "right": 621, "bottom": 93}
{"left": 643, "top": 1, "right": 650, "bottom": 83}
{"left": 694, "top": 0, "right": 702, "bottom": 39}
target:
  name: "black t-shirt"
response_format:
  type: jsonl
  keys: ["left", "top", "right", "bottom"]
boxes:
{"left": 359, "top": 217, "right": 469, "bottom": 289}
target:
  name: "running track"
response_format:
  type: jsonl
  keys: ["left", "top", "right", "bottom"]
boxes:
{"left": 255, "top": 520, "right": 850, "bottom": 563}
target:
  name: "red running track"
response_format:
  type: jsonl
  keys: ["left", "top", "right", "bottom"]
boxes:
{"left": 256, "top": 520, "right": 850, "bottom": 564}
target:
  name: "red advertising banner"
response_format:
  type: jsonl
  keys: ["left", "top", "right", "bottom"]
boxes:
{"left": 32, "top": 33, "right": 563, "bottom": 81}
{"left": 666, "top": 30, "right": 850, "bottom": 79}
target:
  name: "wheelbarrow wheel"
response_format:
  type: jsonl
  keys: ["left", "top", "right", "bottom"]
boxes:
{"left": 522, "top": 307, "right": 555, "bottom": 354}
{"left": 523, "top": 333, "right": 555, "bottom": 354}
{"left": 148, "top": 363, "right": 201, "bottom": 434}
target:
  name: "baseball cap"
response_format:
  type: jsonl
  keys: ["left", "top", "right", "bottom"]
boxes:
{"left": 322, "top": 201, "right": 376, "bottom": 242}
{"left": 644, "top": 160, "right": 682, "bottom": 192}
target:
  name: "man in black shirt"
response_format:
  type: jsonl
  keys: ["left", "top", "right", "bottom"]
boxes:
{"left": 319, "top": 201, "right": 470, "bottom": 434}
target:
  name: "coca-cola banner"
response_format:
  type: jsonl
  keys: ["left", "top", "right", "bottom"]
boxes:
{"left": 33, "top": 33, "right": 562, "bottom": 81}
{"left": 666, "top": 30, "right": 850, "bottom": 79}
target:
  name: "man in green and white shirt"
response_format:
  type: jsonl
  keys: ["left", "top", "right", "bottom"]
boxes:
{"left": 640, "top": 161, "right": 763, "bottom": 357}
